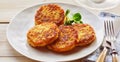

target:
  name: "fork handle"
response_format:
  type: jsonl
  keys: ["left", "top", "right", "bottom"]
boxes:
{"left": 96, "top": 47, "right": 108, "bottom": 62}
{"left": 112, "top": 54, "right": 118, "bottom": 62}
{"left": 111, "top": 49, "right": 119, "bottom": 62}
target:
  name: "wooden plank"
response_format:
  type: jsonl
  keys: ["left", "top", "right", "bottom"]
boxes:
{"left": 0, "top": 24, "right": 8, "bottom": 41}
{"left": 0, "top": 0, "right": 45, "bottom": 22}
{"left": 1, "top": 0, "right": 120, "bottom": 23}
{"left": 0, "top": 57, "right": 38, "bottom": 62}
{"left": 45, "top": 0, "right": 75, "bottom": 4}
{"left": 0, "top": 0, "right": 76, "bottom": 22}
{"left": 0, "top": 56, "right": 83, "bottom": 62}
{"left": 0, "top": 40, "right": 23, "bottom": 56}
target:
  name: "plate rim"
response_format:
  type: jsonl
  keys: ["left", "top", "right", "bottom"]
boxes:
{"left": 6, "top": 2, "right": 103, "bottom": 61}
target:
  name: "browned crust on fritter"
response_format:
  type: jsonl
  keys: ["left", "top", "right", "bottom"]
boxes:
{"left": 35, "top": 4, "right": 65, "bottom": 25}
{"left": 27, "top": 22, "right": 59, "bottom": 47}
{"left": 47, "top": 25, "right": 78, "bottom": 52}
{"left": 73, "top": 24, "right": 96, "bottom": 46}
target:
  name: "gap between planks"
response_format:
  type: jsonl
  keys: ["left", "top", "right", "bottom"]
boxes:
{"left": 0, "top": 22, "right": 9, "bottom": 24}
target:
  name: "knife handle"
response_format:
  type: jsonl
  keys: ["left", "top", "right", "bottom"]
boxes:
{"left": 96, "top": 47, "right": 108, "bottom": 62}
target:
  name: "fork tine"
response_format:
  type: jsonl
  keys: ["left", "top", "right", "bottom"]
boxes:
{"left": 104, "top": 20, "right": 110, "bottom": 40}
{"left": 104, "top": 21, "right": 107, "bottom": 36}
{"left": 104, "top": 20, "right": 109, "bottom": 37}
{"left": 111, "top": 21, "right": 115, "bottom": 36}
{"left": 108, "top": 20, "right": 111, "bottom": 38}
{"left": 109, "top": 20, "right": 112, "bottom": 36}
{"left": 109, "top": 20, "right": 115, "bottom": 40}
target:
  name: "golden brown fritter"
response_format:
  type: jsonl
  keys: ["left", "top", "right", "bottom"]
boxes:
{"left": 27, "top": 22, "right": 59, "bottom": 47}
{"left": 47, "top": 25, "right": 78, "bottom": 52}
{"left": 35, "top": 4, "right": 65, "bottom": 25}
{"left": 73, "top": 24, "right": 96, "bottom": 46}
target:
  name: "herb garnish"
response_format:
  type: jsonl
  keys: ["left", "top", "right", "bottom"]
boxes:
{"left": 64, "top": 9, "right": 83, "bottom": 25}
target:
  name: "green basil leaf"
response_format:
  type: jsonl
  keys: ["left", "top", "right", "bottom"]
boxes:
{"left": 73, "top": 13, "right": 81, "bottom": 21}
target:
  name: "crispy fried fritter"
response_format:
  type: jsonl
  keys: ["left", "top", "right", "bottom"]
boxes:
{"left": 35, "top": 4, "right": 65, "bottom": 25}
{"left": 73, "top": 24, "right": 96, "bottom": 46}
{"left": 27, "top": 22, "right": 59, "bottom": 47}
{"left": 47, "top": 25, "right": 78, "bottom": 52}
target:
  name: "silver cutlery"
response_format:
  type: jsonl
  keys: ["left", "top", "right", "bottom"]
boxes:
{"left": 96, "top": 20, "right": 111, "bottom": 62}
{"left": 106, "top": 20, "right": 118, "bottom": 62}
{"left": 96, "top": 38, "right": 110, "bottom": 62}
{"left": 96, "top": 20, "right": 119, "bottom": 62}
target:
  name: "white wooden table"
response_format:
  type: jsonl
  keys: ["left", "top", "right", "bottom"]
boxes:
{"left": 0, "top": 0, "right": 120, "bottom": 62}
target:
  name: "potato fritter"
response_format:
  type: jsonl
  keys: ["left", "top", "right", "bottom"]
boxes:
{"left": 35, "top": 4, "right": 65, "bottom": 25}
{"left": 47, "top": 25, "right": 78, "bottom": 52}
{"left": 27, "top": 22, "right": 59, "bottom": 47}
{"left": 73, "top": 24, "right": 96, "bottom": 46}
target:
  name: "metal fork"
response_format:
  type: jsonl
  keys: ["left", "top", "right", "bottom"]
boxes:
{"left": 105, "top": 20, "right": 119, "bottom": 62}
{"left": 96, "top": 20, "right": 111, "bottom": 62}
{"left": 96, "top": 20, "right": 119, "bottom": 62}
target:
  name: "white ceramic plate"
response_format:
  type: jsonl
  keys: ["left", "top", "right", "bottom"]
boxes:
{"left": 7, "top": 2, "right": 104, "bottom": 61}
